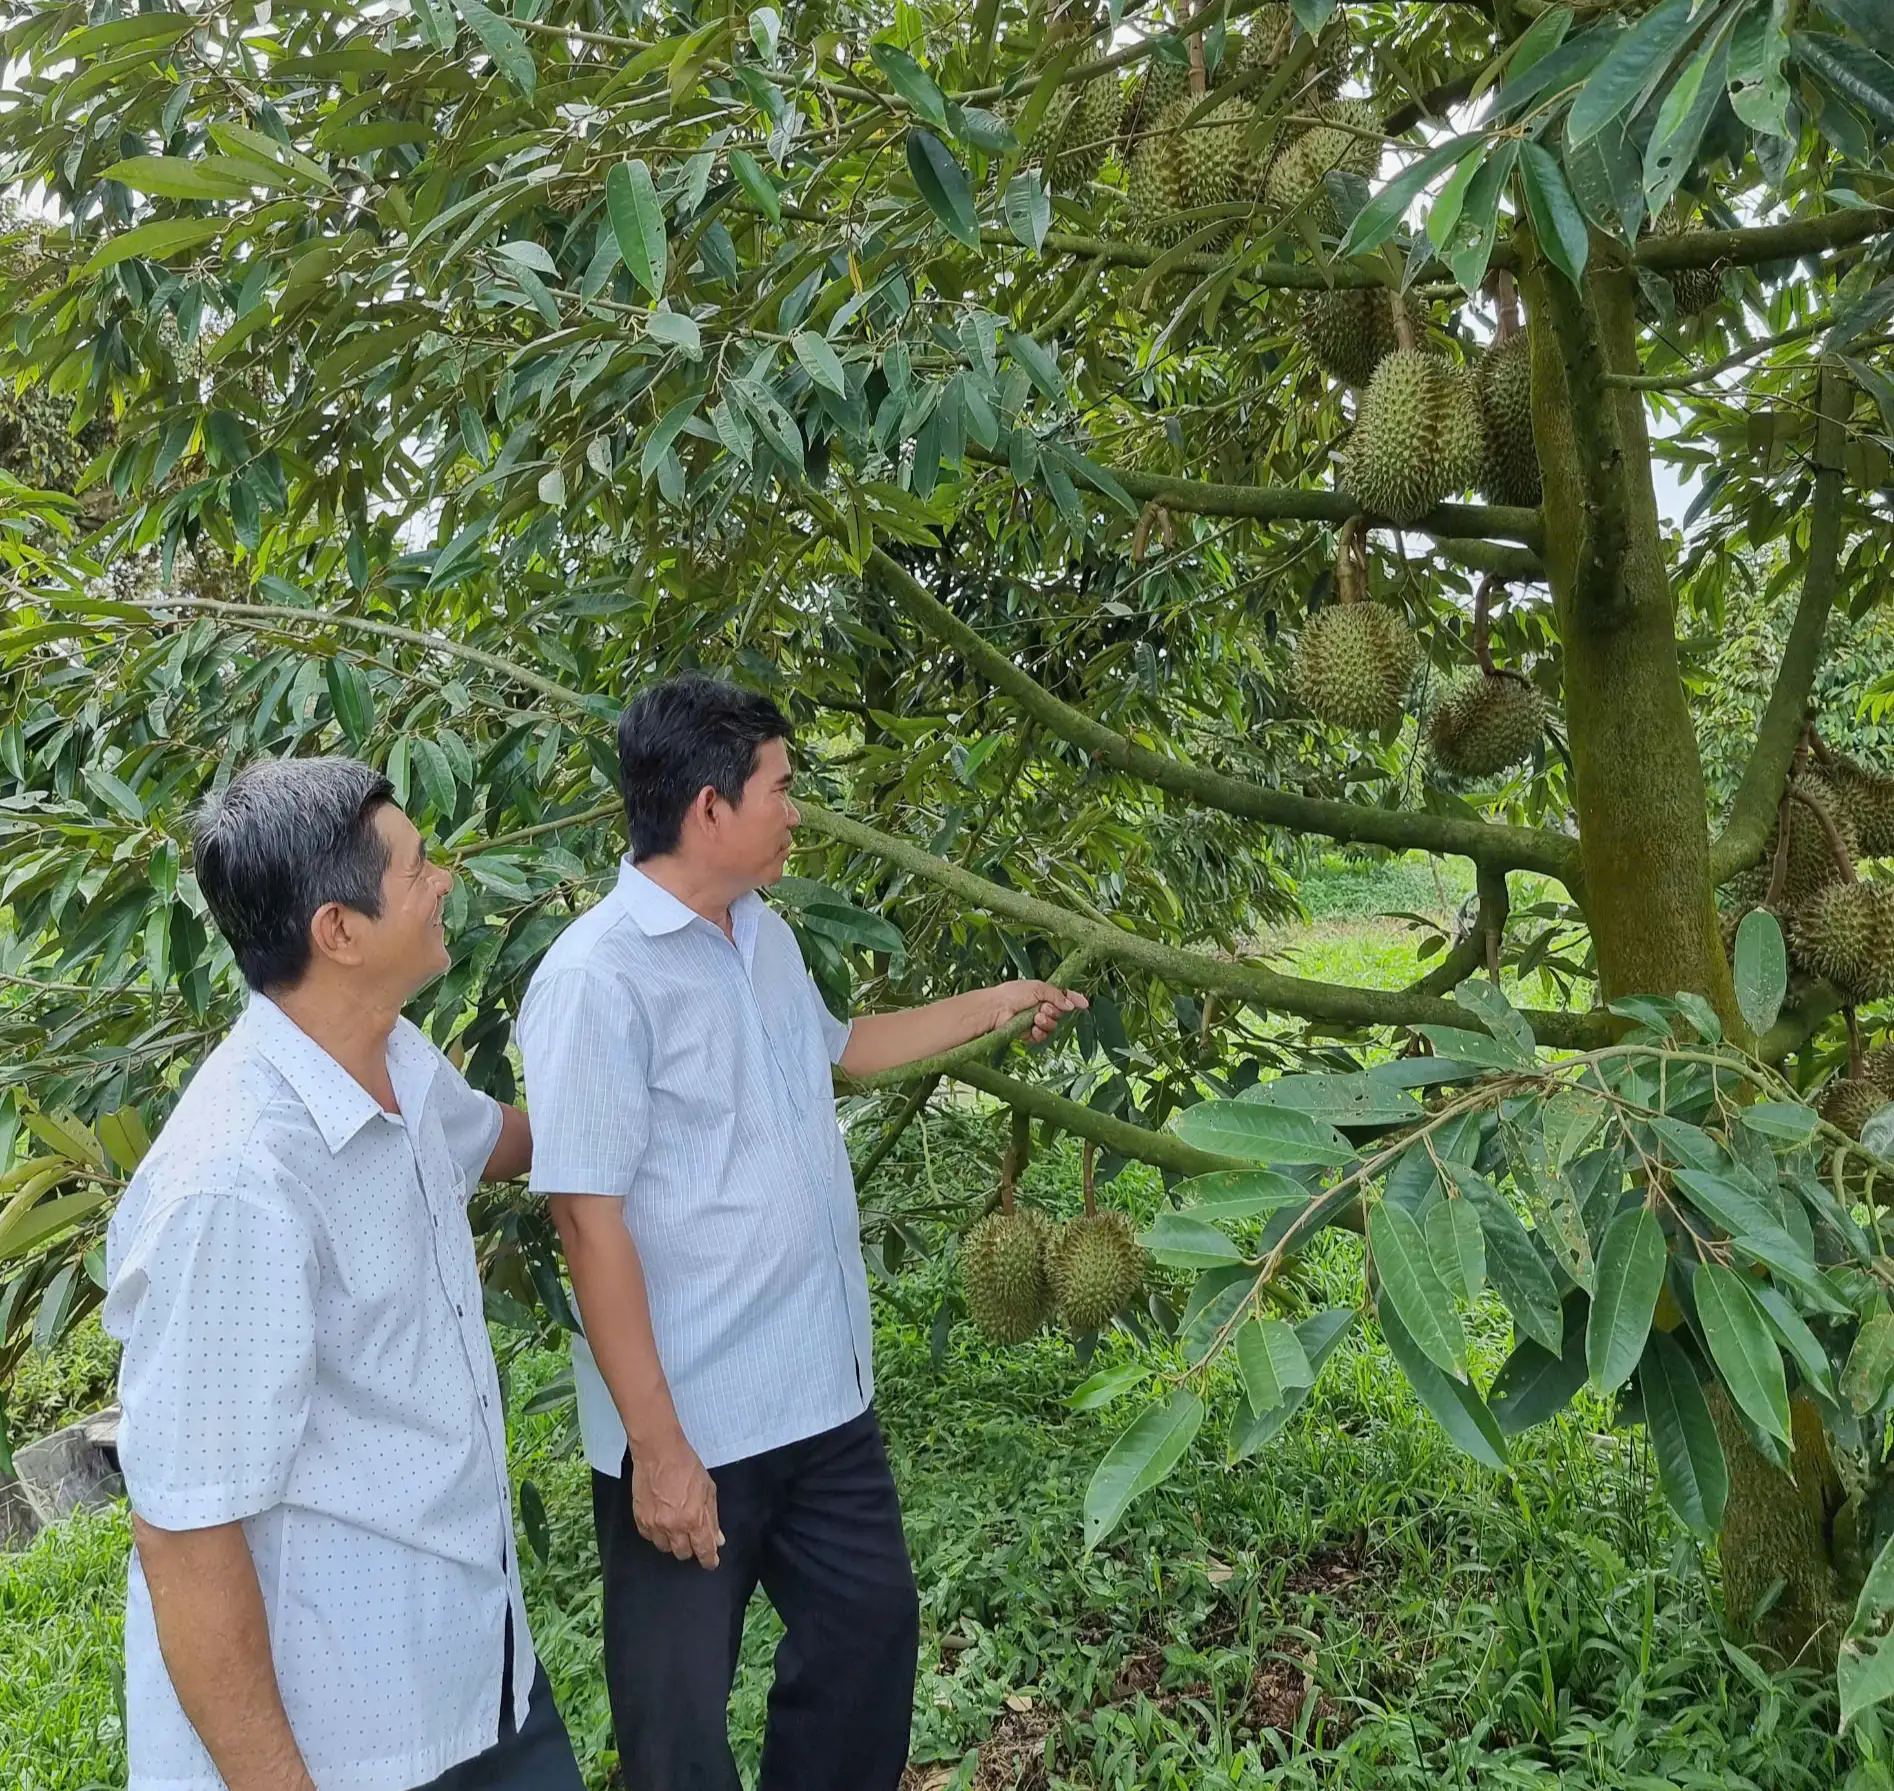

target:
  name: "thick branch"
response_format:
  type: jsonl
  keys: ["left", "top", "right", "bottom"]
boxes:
{"left": 849, "top": 1074, "right": 940, "bottom": 1190}
{"left": 859, "top": 544, "right": 1578, "bottom": 879}
{"left": 1404, "top": 864, "right": 1509, "bottom": 998}
{"left": 1709, "top": 363, "right": 1850, "bottom": 885}
{"left": 800, "top": 799, "right": 1607, "bottom": 1047}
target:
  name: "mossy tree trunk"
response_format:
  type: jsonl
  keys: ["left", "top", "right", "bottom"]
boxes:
{"left": 1524, "top": 253, "right": 1845, "bottom": 1650}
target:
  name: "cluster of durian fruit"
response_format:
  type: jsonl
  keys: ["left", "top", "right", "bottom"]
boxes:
{"left": 1721, "top": 747, "right": 1894, "bottom": 1135}
{"left": 1022, "top": 4, "right": 1369, "bottom": 246}
{"left": 960, "top": 1199, "right": 1147, "bottom": 1342}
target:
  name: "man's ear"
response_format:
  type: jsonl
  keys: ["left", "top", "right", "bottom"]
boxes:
{"left": 307, "top": 900, "right": 366, "bottom": 969}
{"left": 690, "top": 783, "right": 722, "bottom": 834}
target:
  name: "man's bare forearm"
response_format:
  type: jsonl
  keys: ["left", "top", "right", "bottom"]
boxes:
{"left": 840, "top": 992, "right": 999, "bottom": 1078}
{"left": 547, "top": 1195, "right": 686, "bottom": 1458}
{"left": 133, "top": 1515, "right": 314, "bottom": 1791}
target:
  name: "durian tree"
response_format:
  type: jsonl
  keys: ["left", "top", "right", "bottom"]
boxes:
{"left": 4, "top": 0, "right": 1894, "bottom": 1720}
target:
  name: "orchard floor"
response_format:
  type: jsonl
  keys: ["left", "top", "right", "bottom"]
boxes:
{"left": 0, "top": 880, "right": 1879, "bottom": 1789}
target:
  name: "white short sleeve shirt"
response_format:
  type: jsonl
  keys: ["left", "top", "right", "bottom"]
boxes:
{"left": 103, "top": 995, "right": 532, "bottom": 1791}
{"left": 517, "top": 859, "right": 871, "bottom": 1473}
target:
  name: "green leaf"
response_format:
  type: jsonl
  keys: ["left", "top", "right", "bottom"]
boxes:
{"left": 1739, "top": 1100, "right": 1819, "bottom": 1143}
{"left": 1728, "top": 0, "right": 1793, "bottom": 138}
{"left": 1671, "top": 1167, "right": 1783, "bottom": 1240}
{"left": 1489, "top": 1300, "right": 1590, "bottom": 1434}
{"left": 607, "top": 160, "right": 668, "bottom": 298}
{"left": 1004, "top": 331, "right": 1067, "bottom": 407}
{"left": 1518, "top": 142, "right": 1591, "bottom": 287}
{"left": 325, "top": 660, "right": 374, "bottom": 747}
{"left": 1841, "top": 1527, "right": 1894, "bottom": 1731}
{"left": 646, "top": 308, "right": 703, "bottom": 359}
{"left": 1237, "top": 1317, "right": 1314, "bottom": 1413}
{"left": 1643, "top": 23, "right": 1733, "bottom": 214}
{"left": 100, "top": 154, "right": 282, "bottom": 199}
{"left": 729, "top": 150, "right": 783, "bottom": 223}
{"left": 1586, "top": 1207, "right": 1666, "bottom": 1392}
{"left": 1241, "top": 1072, "right": 1422, "bottom": 1126}
{"left": 1175, "top": 1168, "right": 1310, "bottom": 1224}
{"left": 410, "top": 735, "right": 458, "bottom": 823}
{"left": 1003, "top": 172, "right": 1052, "bottom": 252}
{"left": 1338, "top": 134, "right": 1483, "bottom": 259}
{"left": 1843, "top": 1312, "right": 1894, "bottom": 1415}
{"left": 1416, "top": 1026, "right": 1533, "bottom": 1073}
{"left": 1454, "top": 1169, "right": 1565, "bottom": 1352}
{"left": 641, "top": 397, "right": 700, "bottom": 486}
{"left": 81, "top": 217, "right": 226, "bottom": 275}
{"left": 1082, "top": 1388, "right": 1204, "bottom": 1550}
{"left": 1695, "top": 1261, "right": 1792, "bottom": 1445}
{"left": 1139, "top": 1212, "right": 1245, "bottom": 1269}
{"left": 1426, "top": 1197, "right": 1486, "bottom": 1301}
{"left": 1170, "top": 1100, "right": 1353, "bottom": 1166}
{"left": 452, "top": 0, "right": 537, "bottom": 93}
{"left": 1732, "top": 909, "right": 1788, "bottom": 1036}
{"left": 906, "top": 130, "right": 980, "bottom": 247}
{"left": 1566, "top": 0, "right": 1698, "bottom": 146}
{"left": 1753, "top": 1284, "right": 1837, "bottom": 1403}
{"left": 1378, "top": 1302, "right": 1510, "bottom": 1471}
{"left": 1066, "top": 1362, "right": 1150, "bottom": 1412}
{"left": 1639, "top": 1331, "right": 1728, "bottom": 1538}
{"left": 871, "top": 42, "right": 950, "bottom": 129}
{"left": 1371, "top": 1200, "right": 1467, "bottom": 1379}
{"left": 519, "top": 1477, "right": 550, "bottom": 1564}
{"left": 793, "top": 330, "right": 849, "bottom": 399}
{"left": 1230, "top": 1309, "right": 1355, "bottom": 1460}
{"left": 1792, "top": 29, "right": 1894, "bottom": 132}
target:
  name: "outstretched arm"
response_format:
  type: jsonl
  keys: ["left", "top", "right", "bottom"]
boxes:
{"left": 839, "top": 980, "right": 1086, "bottom": 1079}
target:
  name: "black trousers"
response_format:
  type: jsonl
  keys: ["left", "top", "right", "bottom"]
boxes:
{"left": 592, "top": 1408, "right": 920, "bottom": 1791}
{"left": 410, "top": 1660, "right": 585, "bottom": 1791}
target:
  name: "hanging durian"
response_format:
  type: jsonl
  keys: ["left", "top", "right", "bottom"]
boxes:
{"left": 1247, "top": 3, "right": 1349, "bottom": 98}
{"left": 1429, "top": 672, "right": 1545, "bottom": 780}
{"left": 1119, "top": 52, "right": 1190, "bottom": 154}
{"left": 1473, "top": 278, "right": 1541, "bottom": 508}
{"left": 1048, "top": 1150, "right": 1146, "bottom": 1334}
{"left": 1864, "top": 1043, "right": 1894, "bottom": 1097}
{"left": 1826, "top": 755, "right": 1894, "bottom": 859}
{"left": 1174, "top": 96, "right": 1266, "bottom": 217}
{"left": 1762, "top": 775, "right": 1859, "bottom": 911}
{"left": 1789, "top": 879, "right": 1894, "bottom": 1005}
{"left": 1342, "top": 320, "right": 1485, "bottom": 524}
{"left": 1125, "top": 95, "right": 1192, "bottom": 243}
{"left": 1296, "top": 287, "right": 1420, "bottom": 388}
{"left": 1820, "top": 1077, "right": 1890, "bottom": 1140}
{"left": 1263, "top": 99, "right": 1380, "bottom": 230}
{"left": 960, "top": 1206, "right": 1053, "bottom": 1344}
{"left": 1294, "top": 519, "right": 1417, "bottom": 732}
{"left": 1653, "top": 204, "right": 1722, "bottom": 316}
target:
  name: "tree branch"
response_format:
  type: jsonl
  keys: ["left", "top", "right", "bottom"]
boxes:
{"left": 1709, "top": 362, "right": 1850, "bottom": 885}
{"left": 799, "top": 798, "right": 1608, "bottom": 1046}
{"left": 856, "top": 543, "right": 1579, "bottom": 879}
{"left": 849, "top": 1074, "right": 941, "bottom": 1190}
{"left": 1404, "top": 864, "right": 1510, "bottom": 998}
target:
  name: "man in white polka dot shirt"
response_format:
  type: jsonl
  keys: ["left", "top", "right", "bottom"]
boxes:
{"left": 104, "top": 758, "right": 585, "bottom": 1791}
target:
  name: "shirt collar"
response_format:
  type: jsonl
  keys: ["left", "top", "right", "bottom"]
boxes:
{"left": 615, "top": 857, "right": 764, "bottom": 953}
{"left": 243, "top": 993, "right": 431, "bottom": 1155}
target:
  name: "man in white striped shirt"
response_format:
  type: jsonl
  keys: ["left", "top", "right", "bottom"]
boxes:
{"left": 518, "top": 675, "right": 1084, "bottom": 1790}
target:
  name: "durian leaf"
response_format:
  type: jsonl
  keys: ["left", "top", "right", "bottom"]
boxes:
{"left": 1379, "top": 1301, "right": 1510, "bottom": 1471}
{"left": 1237, "top": 1072, "right": 1421, "bottom": 1125}
{"left": 1489, "top": 1297, "right": 1590, "bottom": 1433}
{"left": 606, "top": 159, "right": 667, "bottom": 297}
{"left": 1842, "top": 1311, "right": 1894, "bottom": 1415}
{"left": 1753, "top": 1284, "right": 1838, "bottom": 1403}
{"left": 1370, "top": 1199, "right": 1467, "bottom": 1379}
{"left": 1727, "top": 0, "right": 1793, "bottom": 138}
{"left": 1694, "top": 1261, "right": 1792, "bottom": 1445}
{"left": 906, "top": 129, "right": 981, "bottom": 246}
{"left": 1065, "top": 1362, "right": 1150, "bottom": 1412}
{"left": 1337, "top": 133, "right": 1482, "bottom": 259}
{"left": 1174, "top": 1168, "right": 1311, "bottom": 1224}
{"left": 1169, "top": 1099, "right": 1354, "bottom": 1165}
{"left": 1425, "top": 1196, "right": 1486, "bottom": 1301}
{"left": 1639, "top": 1330, "right": 1728, "bottom": 1539}
{"left": 1229, "top": 1308, "right": 1355, "bottom": 1462}
{"left": 1840, "top": 1530, "right": 1894, "bottom": 1731}
{"left": 1733, "top": 909, "right": 1788, "bottom": 1036}
{"left": 1237, "top": 1317, "right": 1313, "bottom": 1413}
{"left": 1082, "top": 1388, "right": 1204, "bottom": 1550}
{"left": 1586, "top": 1207, "right": 1666, "bottom": 1392}
{"left": 1642, "top": 19, "right": 1735, "bottom": 214}
{"left": 1566, "top": 0, "right": 1698, "bottom": 147}
{"left": 1139, "top": 1212, "right": 1245, "bottom": 1269}
{"left": 1519, "top": 142, "right": 1590, "bottom": 287}
{"left": 1451, "top": 1167, "right": 1565, "bottom": 1352}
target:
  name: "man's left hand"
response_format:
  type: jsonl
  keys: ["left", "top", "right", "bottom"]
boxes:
{"left": 987, "top": 980, "right": 1088, "bottom": 1044}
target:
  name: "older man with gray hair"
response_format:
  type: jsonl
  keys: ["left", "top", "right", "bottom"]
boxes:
{"left": 103, "top": 756, "right": 584, "bottom": 1791}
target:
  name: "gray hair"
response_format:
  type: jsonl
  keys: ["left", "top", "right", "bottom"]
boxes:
{"left": 192, "top": 757, "right": 396, "bottom": 992}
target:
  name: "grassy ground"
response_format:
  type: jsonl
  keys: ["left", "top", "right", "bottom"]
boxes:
{"left": 2, "top": 878, "right": 1879, "bottom": 1788}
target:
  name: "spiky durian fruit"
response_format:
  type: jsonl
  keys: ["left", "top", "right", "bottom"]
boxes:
{"left": 1295, "top": 288, "right": 1421, "bottom": 388}
{"left": 1427, "top": 671, "right": 1546, "bottom": 779}
{"left": 1048, "top": 1212, "right": 1146, "bottom": 1334}
{"left": 1174, "top": 97, "right": 1265, "bottom": 216}
{"left": 1342, "top": 350, "right": 1484, "bottom": 523}
{"left": 960, "top": 1208, "right": 1053, "bottom": 1344}
{"left": 1294, "top": 601, "right": 1418, "bottom": 732}
{"left": 1789, "top": 880, "right": 1894, "bottom": 1004}
{"left": 1763, "top": 775, "right": 1859, "bottom": 910}
{"left": 1864, "top": 1044, "right": 1894, "bottom": 1097}
{"left": 1263, "top": 100, "right": 1379, "bottom": 229}
{"left": 1125, "top": 96, "right": 1191, "bottom": 242}
{"left": 1828, "top": 758, "right": 1894, "bottom": 860}
{"left": 1024, "top": 46, "right": 1124, "bottom": 189}
{"left": 1654, "top": 207, "right": 1721, "bottom": 315}
{"left": 1474, "top": 332, "right": 1541, "bottom": 508}
{"left": 1247, "top": 3, "right": 1349, "bottom": 97}
{"left": 1820, "top": 1078, "right": 1892, "bottom": 1141}
{"left": 1119, "top": 54, "right": 1189, "bottom": 153}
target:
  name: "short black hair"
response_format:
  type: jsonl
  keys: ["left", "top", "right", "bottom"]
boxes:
{"left": 193, "top": 756, "right": 395, "bottom": 992}
{"left": 617, "top": 674, "right": 792, "bottom": 860}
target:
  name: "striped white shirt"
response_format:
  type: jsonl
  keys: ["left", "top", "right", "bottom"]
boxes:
{"left": 518, "top": 858, "right": 870, "bottom": 1473}
{"left": 103, "top": 995, "right": 534, "bottom": 1791}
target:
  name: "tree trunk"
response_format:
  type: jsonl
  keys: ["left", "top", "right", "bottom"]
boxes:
{"left": 1522, "top": 254, "right": 1841, "bottom": 1628}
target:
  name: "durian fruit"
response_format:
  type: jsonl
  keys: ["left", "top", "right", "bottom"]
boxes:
{"left": 960, "top": 1208, "right": 1053, "bottom": 1345}
{"left": 1819, "top": 1077, "right": 1891, "bottom": 1141}
{"left": 1247, "top": 3, "right": 1349, "bottom": 98}
{"left": 1473, "top": 332, "right": 1541, "bottom": 508}
{"left": 1263, "top": 100, "right": 1380, "bottom": 229}
{"left": 1124, "top": 96, "right": 1191, "bottom": 243}
{"left": 1024, "top": 45, "right": 1124, "bottom": 189}
{"left": 1427, "top": 670, "right": 1546, "bottom": 779}
{"left": 1119, "top": 54, "right": 1190, "bottom": 154}
{"left": 1654, "top": 206, "right": 1721, "bottom": 315}
{"left": 1864, "top": 1043, "right": 1894, "bottom": 1096}
{"left": 1341, "top": 349, "right": 1485, "bottom": 523}
{"left": 1762, "top": 775, "right": 1860, "bottom": 910}
{"left": 1789, "top": 880, "right": 1894, "bottom": 1004}
{"left": 1294, "top": 601, "right": 1418, "bottom": 732}
{"left": 1174, "top": 97, "right": 1265, "bottom": 217}
{"left": 1828, "top": 757, "right": 1894, "bottom": 859}
{"left": 1296, "top": 288, "right": 1420, "bottom": 388}
{"left": 1048, "top": 1212, "right": 1146, "bottom": 1334}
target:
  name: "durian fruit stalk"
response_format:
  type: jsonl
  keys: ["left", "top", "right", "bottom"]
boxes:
{"left": 1341, "top": 332, "right": 1485, "bottom": 523}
